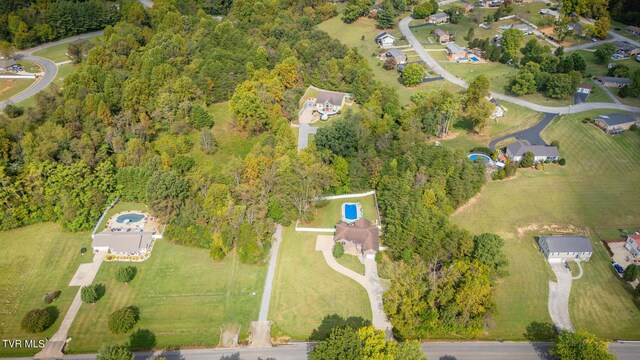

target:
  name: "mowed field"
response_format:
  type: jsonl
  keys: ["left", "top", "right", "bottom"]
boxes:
{"left": 269, "top": 227, "right": 371, "bottom": 339}
{"left": 0, "top": 78, "right": 36, "bottom": 102}
{"left": 450, "top": 110, "right": 640, "bottom": 340}
{"left": 0, "top": 223, "right": 93, "bottom": 357}
{"left": 67, "top": 240, "right": 267, "bottom": 353}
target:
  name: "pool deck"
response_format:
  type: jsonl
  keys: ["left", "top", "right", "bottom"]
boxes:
{"left": 105, "top": 211, "right": 159, "bottom": 233}
{"left": 342, "top": 202, "right": 363, "bottom": 223}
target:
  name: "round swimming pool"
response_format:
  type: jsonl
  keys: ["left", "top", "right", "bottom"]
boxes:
{"left": 115, "top": 213, "right": 146, "bottom": 224}
{"left": 468, "top": 153, "right": 492, "bottom": 164}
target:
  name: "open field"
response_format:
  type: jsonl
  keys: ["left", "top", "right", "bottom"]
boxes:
{"left": 96, "top": 202, "right": 150, "bottom": 232}
{"left": 300, "top": 194, "right": 379, "bottom": 228}
{"left": 0, "top": 78, "right": 36, "bottom": 102}
{"left": 450, "top": 110, "right": 640, "bottom": 339}
{"left": 33, "top": 43, "right": 71, "bottom": 63}
{"left": 0, "top": 223, "right": 93, "bottom": 357}
{"left": 67, "top": 240, "right": 267, "bottom": 353}
{"left": 269, "top": 227, "right": 371, "bottom": 339}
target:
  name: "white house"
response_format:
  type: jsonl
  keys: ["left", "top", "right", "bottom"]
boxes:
{"left": 538, "top": 235, "right": 593, "bottom": 263}
{"left": 625, "top": 233, "right": 640, "bottom": 256}
{"left": 314, "top": 90, "right": 347, "bottom": 117}
{"left": 375, "top": 32, "right": 396, "bottom": 48}
{"left": 505, "top": 140, "right": 559, "bottom": 162}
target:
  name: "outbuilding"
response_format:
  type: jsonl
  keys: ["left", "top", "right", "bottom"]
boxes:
{"left": 538, "top": 235, "right": 593, "bottom": 262}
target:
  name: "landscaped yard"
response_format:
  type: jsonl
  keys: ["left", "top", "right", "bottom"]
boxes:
{"left": 300, "top": 194, "right": 379, "bottom": 228}
{"left": 587, "top": 81, "right": 615, "bottom": 103}
{"left": 269, "top": 227, "right": 371, "bottom": 339}
{"left": 67, "top": 240, "right": 267, "bottom": 353}
{"left": 96, "top": 201, "right": 151, "bottom": 232}
{"left": 450, "top": 109, "right": 640, "bottom": 340}
{"left": 0, "top": 78, "right": 36, "bottom": 102}
{"left": 579, "top": 50, "right": 640, "bottom": 77}
{"left": 0, "top": 223, "right": 93, "bottom": 357}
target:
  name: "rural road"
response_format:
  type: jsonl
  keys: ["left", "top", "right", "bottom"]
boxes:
{"left": 0, "top": 31, "right": 104, "bottom": 110}
{"left": 398, "top": 16, "right": 640, "bottom": 115}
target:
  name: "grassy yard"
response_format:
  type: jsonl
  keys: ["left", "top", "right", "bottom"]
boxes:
{"left": 335, "top": 254, "right": 365, "bottom": 275}
{"left": 580, "top": 50, "right": 640, "bottom": 77}
{"left": 0, "top": 78, "right": 36, "bottom": 102}
{"left": 0, "top": 223, "right": 93, "bottom": 357}
{"left": 586, "top": 81, "right": 615, "bottom": 103}
{"left": 300, "top": 194, "right": 379, "bottom": 228}
{"left": 67, "top": 240, "right": 267, "bottom": 353}
{"left": 451, "top": 110, "right": 640, "bottom": 340}
{"left": 96, "top": 202, "right": 150, "bottom": 232}
{"left": 269, "top": 227, "right": 371, "bottom": 339}
{"left": 33, "top": 43, "right": 71, "bottom": 63}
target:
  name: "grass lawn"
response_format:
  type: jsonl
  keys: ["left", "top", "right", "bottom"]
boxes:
{"left": 96, "top": 201, "right": 150, "bottom": 232}
{"left": 269, "top": 227, "right": 371, "bottom": 339}
{"left": 67, "top": 240, "right": 267, "bottom": 353}
{"left": 0, "top": 78, "right": 36, "bottom": 102}
{"left": 33, "top": 43, "right": 71, "bottom": 63}
{"left": 0, "top": 223, "right": 93, "bottom": 357}
{"left": 451, "top": 110, "right": 640, "bottom": 340}
{"left": 586, "top": 82, "right": 614, "bottom": 103}
{"left": 17, "top": 61, "right": 42, "bottom": 73}
{"left": 335, "top": 254, "right": 365, "bottom": 275}
{"left": 301, "top": 194, "right": 379, "bottom": 228}
{"left": 580, "top": 50, "right": 640, "bottom": 77}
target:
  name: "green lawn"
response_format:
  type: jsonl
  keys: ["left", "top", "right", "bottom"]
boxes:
{"left": 451, "top": 110, "right": 640, "bottom": 340}
{"left": 586, "top": 81, "right": 614, "bottom": 103}
{"left": 335, "top": 254, "right": 365, "bottom": 275}
{"left": 96, "top": 201, "right": 150, "bottom": 232}
{"left": 33, "top": 43, "right": 71, "bottom": 63}
{"left": 17, "top": 61, "right": 42, "bottom": 73}
{"left": 0, "top": 223, "right": 93, "bottom": 357}
{"left": 67, "top": 240, "right": 267, "bottom": 353}
{"left": 580, "top": 50, "right": 640, "bottom": 77}
{"left": 0, "top": 78, "right": 36, "bottom": 102}
{"left": 300, "top": 194, "right": 379, "bottom": 228}
{"left": 269, "top": 227, "right": 371, "bottom": 339}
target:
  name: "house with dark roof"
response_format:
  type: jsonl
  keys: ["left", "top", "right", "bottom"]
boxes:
{"left": 334, "top": 218, "right": 379, "bottom": 259}
{"left": 434, "top": 28, "right": 450, "bottom": 44}
{"left": 482, "top": 0, "right": 503, "bottom": 7}
{"left": 614, "top": 41, "right": 640, "bottom": 56}
{"left": 594, "top": 113, "right": 638, "bottom": 134}
{"left": 512, "top": 24, "right": 533, "bottom": 35}
{"left": 460, "top": 1, "right": 474, "bottom": 13}
{"left": 505, "top": 140, "right": 559, "bottom": 162}
{"left": 0, "top": 59, "right": 18, "bottom": 72}
{"left": 314, "top": 90, "right": 347, "bottom": 117}
{"left": 626, "top": 25, "right": 640, "bottom": 36}
{"left": 625, "top": 233, "right": 640, "bottom": 256}
{"left": 386, "top": 48, "right": 407, "bottom": 64}
{"left": 596, "top": 76, "right": 631, "bottom": 88}
{"left": 538, "top": 235, "right": 593, "bottom": 262}
{"left": 568, "top": 22, "right": 583, "bottom": 36}
{"left": 375, "top": 32, "right": 396, "bottom": 47}
{"left": 428, "top": 12, "right": 450, "bottom": 24}
{"left": 446, "top": 42, "right": 467, "bottom": 61}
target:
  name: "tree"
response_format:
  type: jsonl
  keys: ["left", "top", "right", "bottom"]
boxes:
{"left": 467, "top": 98, "right": 494, "bottom": 132}
{"left": 551, "top": 330, "right": 616, "bottom": 360}
{"left": 81, "top": 284, "right": 103, "bottom": 304}
{"left": 520, "top": 151, "right": 535, "bottom": 167}
{"left": 190, "top": 105, "right": 214, "bottom": 129}
{"left": 108, "top": 306, "right": 139, "bottom": 334}
{"left": 21, "top": 308, "right": 54, "bottom": 333}
{"left": 315, "top": 117, "right": 360, "bottom": 158}
{"left": 199, "top": 129, "right": 218, "bottom": 155}
{"left": 146, "top": 171, "right": 190, "bottom": 220}
{"left": 402, "top": 64, "right": 425, "bottom": 87}
{"left": 0, "top": 40, "right": 15, "bottom": 59}
{"left": 510, "top": 70, "right": 536, "bottom": 95}
{"left": 546, "top": 73, "right": 574, "bottom": 99}
{"left": 471, "top": 233, "right": 509, "bottom": 278}
{"left": 554, "top": 46, "right": 565, "bottom": 57}
{"left": 570, "top": 52, "right": 587, "bottom": 73}
{"left": 377, "top": 8, "right": 395, "bottom": 29}
{"left": 594, "top": 43, "right": 617, "bottom": 64}
{"left": 309, "top": 326, "right": 363, "bottom": 360}
{"left": 501, "top": 28, "right": 524, "bottom": 60}
{"left": 466, "top": 27, "right": 475, "bottom": 41}
{"left": 467, "top": 75, "right": 490, "bottom": 105}
{"left": 590, "top": 16, "right": 610, "bottom": 39}
{"left": 383, "top": 57, "right": 397, "bottom": 70}
{"left": 413, "top": 2, "right": 433, "bottom": 19}
{"left": 67, "top": 39, "right": 92, "bottom": 64}
{"left": 97, "top": 344, "right": 134, "bottom": 360}
{"left": 333, "top": 243, "right": 344, "bottom": 258}
{"left": 115, "top": 266, "right": 137, "bottom": 283}
{"left": 623, "top": 264, "right": 639, "bottom": 282}
{"left": 445, "top": 5, "right": 465, "bottom": 24}
{"left": 3, "top": 103, "right": 24, "bottom": 118}
{"left": 342, "top": 5, "right": 367, "bottom": 24}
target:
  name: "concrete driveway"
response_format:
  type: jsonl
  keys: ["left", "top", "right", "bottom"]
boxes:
{"left": 548, "top": 262, "right": 574, "bottom": 331}
{"left": 297, "top": 123, "right": 318, "bottom": 152}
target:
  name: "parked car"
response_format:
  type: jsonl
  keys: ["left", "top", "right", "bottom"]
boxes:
{"left": 612, "top": 263, "right": 624, "bottom": 275}
{"left": 591, "top": 37, "right": 598, "bottom": 42}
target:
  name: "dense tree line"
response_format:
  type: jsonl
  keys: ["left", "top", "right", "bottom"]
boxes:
{"left": 610, "top": 0, "right": 640, "bottom": 26}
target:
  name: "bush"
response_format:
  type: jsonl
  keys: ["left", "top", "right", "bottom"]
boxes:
{"left": 623, "top": 264, "right": 639, "bottom": 282}
{"left": 3, "top": 104, "right": 24, "bottom": 118}
{"left": 333, "top": 242, "right": 344, "bottom": 258}
{"left": 81, "top": 284, "right": 105, "bottom": 304}
{"left": 115, "top": 266, "right": 137, "bottom": 283}
{"left": 43, "top": 290, "right": 61, "bottom": 304}
{"left": 630, "top": 124, "right": 638, "bottom": 131}
{"left": 21, "top": 308, "right": 54, "bottom": 333}
{"left": 97, "top": 344, "right": 134, "bottom": 360}
{"left": 550, "top": 140, "right": 560, "bottom": 150}
{"left": 108, "top": 306, "right": 139, "bottom": 334}
{"left": 375, "top": 251, "right": 383, "bottom": 263}
{"left": 535, "top": 163, "right": 544, "bottom": 170}
{"left": 559, "top": 158, "right": 566, "bottom": 166}
{"left": 520, "top": 151, "right": 535, "bottom": 168}
{"left": 470, "top": 146, "right": 493, "bottom": 156}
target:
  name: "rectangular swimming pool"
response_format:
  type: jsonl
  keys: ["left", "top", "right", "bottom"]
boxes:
{"left": 344, "top": 204, "right": 358, "bottom": 221}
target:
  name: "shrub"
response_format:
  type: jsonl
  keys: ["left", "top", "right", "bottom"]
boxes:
{"left": 115, "top": 266, "right": 137, "bottom": 283}
{"left": 623, "top": 264, "right": 639, "bottom": 282}
{"left": 81, "top": 284, "right": 105, "bottom": 304}
{"left": 3, "top": 104, "right": 24, "bottom": 118}
{"left": 470, "top": 146, "right": 493, "bottom": 156}
{"left": 21, "top": 308, "right": 54, "bottom": 333}
{"left": 108, "top": 306, "right": 139, "bottom": 334}
{"left": 333, "top": 243, "right": 344, "bottom": 258}
{"left": 630, "top": 124, "right": 638, "bottom": 131}
{"left": 559, "top": 158, "right": 566, "bottom": 166}
{"left": 43, "top": 290, "right": 61, "bottom": 304}
{"left": 97, "top": 344, "right": 134, "bottom": 360}
{"left": 375, "top": 251, "right": 383, "bottom": 263}
{"left": 535, "top": 163, "right": 544, "bottom": 170}
{"left": 520, "top": 151, "right": 535, "bottom": 168}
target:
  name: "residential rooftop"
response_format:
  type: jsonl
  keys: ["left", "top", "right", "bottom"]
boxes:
{"left": 539, "top": 235, "right": 593, "bottom": 254}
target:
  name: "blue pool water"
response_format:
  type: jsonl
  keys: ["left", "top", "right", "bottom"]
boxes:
{"left": 469, "top": 56, "right": 479, "bottom": 62}
{"left": 116, "top": 213, "right": 145, "bottom": 224}
{"left": 344, "top": 204, "right": 358, "bottom": 221}
{"left": 468, "top": 153, "right": 491, "bottom": 164}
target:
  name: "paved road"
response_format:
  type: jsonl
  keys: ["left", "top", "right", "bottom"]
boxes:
{"left": 398, "top": 16, "right": 640, "bottom": 115}
{"left": 258, "top": 225, "right": 282, "bottom": 321}
{"left": 488, "top": 112, "right": 557, "bottom": 149}
{"left": 0, "top": 31, "right": 104, "bottom": 110}
{"left": 548, "top": 263, "right": 574, "bottom": 332}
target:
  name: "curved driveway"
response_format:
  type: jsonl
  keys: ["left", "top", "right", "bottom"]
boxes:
{"left": 398, "top": 16, "right": 640, "bottom": 115}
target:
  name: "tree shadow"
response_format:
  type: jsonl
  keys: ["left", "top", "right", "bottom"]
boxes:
{"left": 128, "top": 305, "right": 140, "bottom": 321}
{"left": 127, "top": 266, "right": 138, "bottom": 281}
{"left": 439, "top": 356, "right": 457, "bottom": 360}
{"left": 523, "top": 322, "right": 556, "bottom": 360}
{"left": 220, "top": 353, "right": 240, "bottom": 360}
{"left": 129, "top": 328, "right": 156, "bottom": 350}
{"left": 44, "top": 306, "right": 59, "bottom": 324}
{"left": 149, "top": 348, "right": 184, "bottom": 360}
{"left": 95, "top": 283, "right": 106, "bottom": 301}
{"left": 309, "top": 314, "right": 371, "bottom": 341}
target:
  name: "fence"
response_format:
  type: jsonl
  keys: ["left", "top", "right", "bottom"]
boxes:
{"left": 317, "top": 190, "right": 376, "bottom": 201}
{"left": 0, "top": 74, "right": 37, "bottom": 79}
{"left": 92, "top": 196, "right": 119, "bottom": 236}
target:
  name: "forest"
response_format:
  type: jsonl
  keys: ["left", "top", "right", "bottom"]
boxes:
{"left": 0, "top": 0, "right": 502, "bottom": 339}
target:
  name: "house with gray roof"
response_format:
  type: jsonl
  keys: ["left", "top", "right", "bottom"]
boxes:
{"left": 428, "top": 12, "right": 450, "bottom": 24}
{"left": 446, "top": 42, "right": 467, "bottom": 61}
{"left": 512, "top": 24, "right": 533, "bottom": 35}
{"left": 538, "top": 235, "right": 593, "bottom": 262}
{"left": 0, "top": 59, "right": 18, "bottom": 71}
{"left": 92, "top": 232, "right": 154, "bottom": 255}
{"left": 596, "top": 76, "right": 631, "bottom": 88}
{"left": 375, "top": 32, "right": 396, "bottom": 47}
{"left": 505, "top": 140, "right": 559, "bottom": 163}
{"left": 595, "top": 113, "right": 638, "bottom": 134}
{"left": 386, "top": 48, "right": 407, "bottom": 64}
{"left": 434, "top": 28, "right": 450, "bottom": 44}
{"left": 314, "top": 90, "right": 347, "bottom": 117}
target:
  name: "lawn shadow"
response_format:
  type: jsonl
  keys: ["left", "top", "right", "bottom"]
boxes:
{"left": 95, "top": 283, "right": 106, "bottom": 301}
{"left": 309, "top": 314, "right": 371, "bottom": 341}
{"left": 129, "top": 328, "right": 156, "bottom": 350}
{"left": 523, "top": 321, "right": 556, "bottom": 360}
{"left": 44, "top": 306, "right": 59, "bottom": 326}
{"left": 439, "top": 356, "right": 457, "bottom": 360}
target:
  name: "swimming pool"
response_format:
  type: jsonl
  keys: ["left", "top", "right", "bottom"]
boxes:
{"left": 468, "top": 153, "right": 492, "bottom": 164}
{"left": 345, "top": 204, "right": 358, "bottom": 221}
{"left": 469, "top": 56, "right": 479, "bottom": 62}
{"left": 116, "top": 213, "right": 146, "bottom": 224}
{"left": 611, "top": 54, "right": 623, "bottom": 60}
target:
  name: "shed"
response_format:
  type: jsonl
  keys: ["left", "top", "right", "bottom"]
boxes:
{"left": 538, "top": 235, "right": 593, "bottom": 262}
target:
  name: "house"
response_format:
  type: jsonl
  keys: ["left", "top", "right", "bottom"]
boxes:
{"left": 505, "top": 140, "right": 559, "bottom": 162}
{"left": 386, "top": 48, "right": 407, "bottom": 64}
{"left": 375, "top": 32, "right": 396, "bottom": 48}
{"left": 538, "top": 235, "right": 593, "bottom": 262}
{"left": 460, "top": 1, "right": 474, "bottom": 13}
{"left": 92, "top": 232, "right": 154, "bottom": 255}
{"left": 577, "top": 83, "right": 592, "bottom": 94}
{"left": 482, "top": 0, "right": 503, "bottom": 7}
{"left": 625, "top": 233, "right": 640, "bottom": 256}
{"left": 568, "top": 22, "right": 583, "bottom": 36}
{"left": 489, "top": 98, "right": 507, "bottom": 118}
{"left": 614, "top": 41, "right": 640, "bottom": 56}
{"left": 0, "top": 59, "right": 18, "bottom": 72}
{"left": 512, "top": 24, "right": 533, "bottom": 35}
{"left": 513, "top": 0, "right": 533, "bottom": 3}
{"left": 446, "top": 42, "right": 467, "bottom": 61}
{"left": 428, "top": 12, "right": 450, "bottom": 24}
{"left": 334, "top": 218, "right": 379, "bottom": 259}
{"left": 626, "top": 25, "right": 640, "bottom": 36}
{"left": 594, "top": 113, "right": 638, "bottom": 134}
{"left": 434, "top": 28, "right": 450, "bottom": 44}
{"left": 314, "top": 90, "right": 347, "bottom": 117}
{"left": 596, "top": 76, "right": 631, "bottom": 88}
{"left": 539, "top": 9, "right": 561, "bottom": 20}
